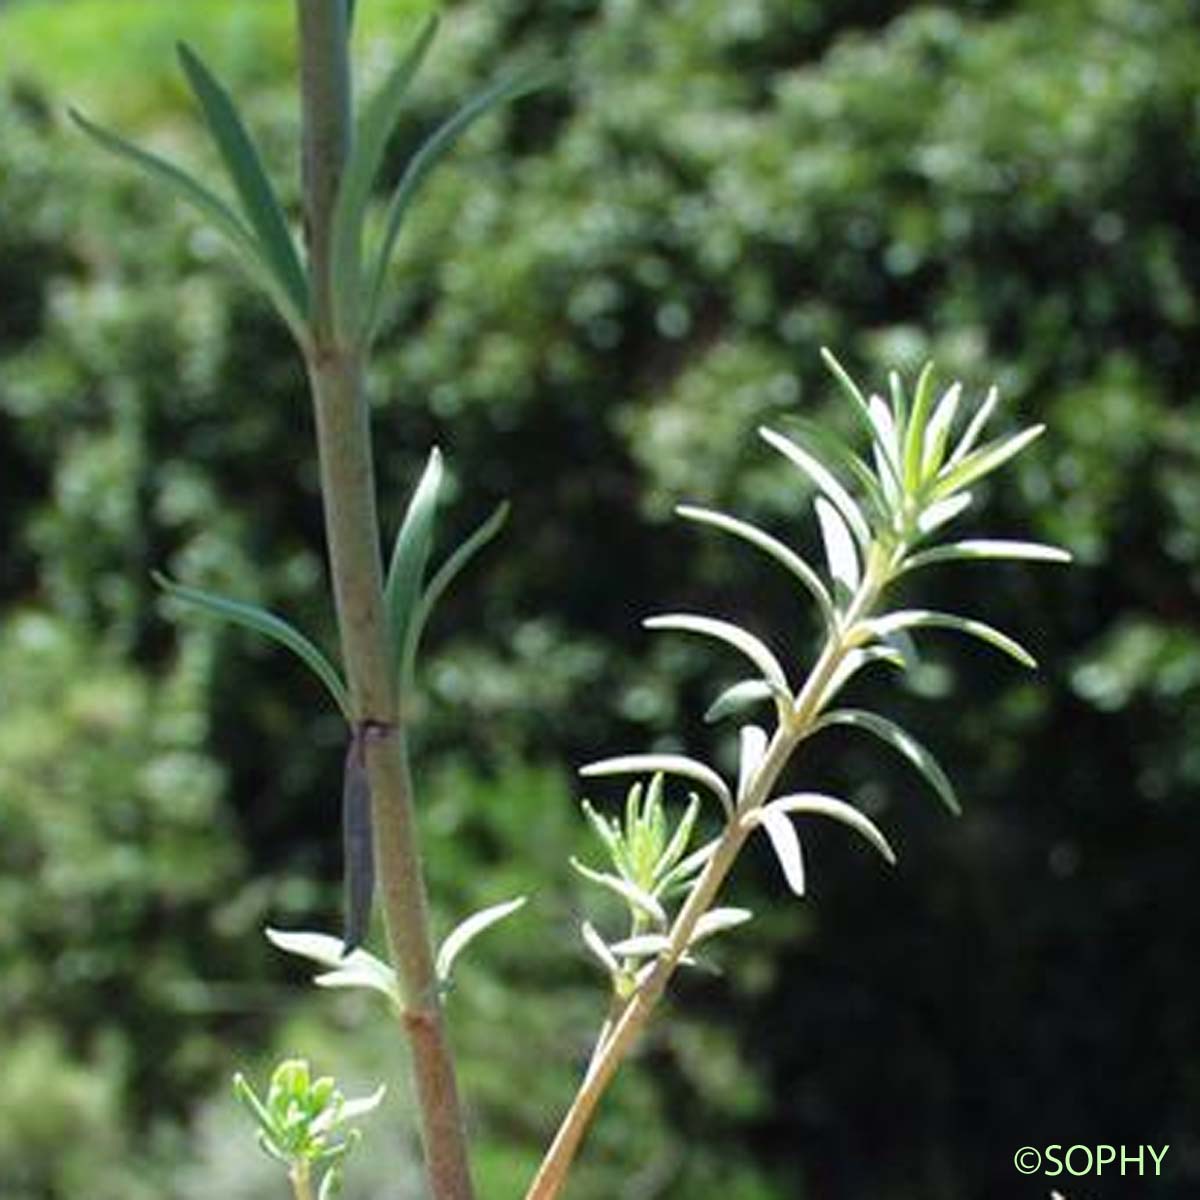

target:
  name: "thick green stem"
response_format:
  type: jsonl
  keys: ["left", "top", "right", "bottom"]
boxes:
{"left": 297, "top": 5, "right": 475, "bottom": 1198}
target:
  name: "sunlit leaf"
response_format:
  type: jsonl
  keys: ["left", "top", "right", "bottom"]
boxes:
{"left": 916, "top": 492, "right": 973, "bottom": 535}
{"left": 747, "top": 805, "right": 806, "bottom": 895}
{"left": 902, "top": 362, "right": 937, "bottom": 490}
{"left": 814, "top": 708, "right": 960, "bottom": 815}
{"left": 644, "top": 613, "right": 790, "bottom": 696}
{"left": 581, "top": 752, "right": 733, "bottom": 816}
{"left": 705, "top": 678, "right": 778, "bottom": 724}
{"left": 571, "top": 858, "right": 668, "bottom": 926}
{"left": 946, "top": 385, "right": 1001, "bottom": 467}
{"left": 819, "top": 347, "right": 879, "bottom": 444}
{"left": 901, "top": 539, "right": 1073, "bottom": 573}
{"left": 154, "top": 573, "right": 350, "bottom": 717}
{"left": 385, "top": 448, "right": 443, "bottom": 692}
{"left": 737, "top": 724, "right": 768, "bottom": 805}
{"left": 580, "top": 920, "right": 620, "bottom": 976}
{"left": 868, "top": 609, "right": 1037, "bottom": 669}
{"left": 690, "top": 907, "right": 753, "bottom": 945}
{"left": 435, "top": 896, "right": 527, "bottom": 984}
{"left": 652, "top": 794, "right": 701, "bottom": 881}
{"left": 759, "top": 793, "right": 897, "bottom": 863}
{"left": 921, "top": 382, "right": 962, "bottom": 478}
{"left": 657, "top": 838, "right": 720, "bottom": 897}
{"left": 608, "top": 933, "right": 671, "bottom": 958}
{"left": 265, "top": 928, "right": 398, "bottom": 1002}
{"left": 817, "top": 645, "right": 906, "bottom": 709}
{"left": 760, "top": 426, "right": 872, "bottom": 548}
{"left": 932, "top": 425, "right": 1045, "bottom": 499}
{"left": 815, "top": 497, "right": 861, "bottom": 595}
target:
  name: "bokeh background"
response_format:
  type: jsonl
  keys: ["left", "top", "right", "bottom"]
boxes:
{"left": 1, "top": 0, "right": 1198, "bottom": 1196}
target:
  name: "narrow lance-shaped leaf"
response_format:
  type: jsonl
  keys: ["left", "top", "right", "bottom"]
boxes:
{"left": 737, "top": 725, "right": 768, "bottom": 805}
{"left": 581, "top": 799, "right": 632, "bottom": 877}
{"left": 902, "top": 362, "right": 937, "bottom": 491}
{"left": 70, "top": 111, "right": 303, "bottom": 333}
{"left": 580, "top": 920, "right": 620, "bottom": 977}
{"left": 264, "top": 928, "right": 397, "bottom": 1001}
{"left": 644, "top": 613, "right": 790, "bottom": 697}
{"left": 932, "top": 425, "right": 1045, "bottom": 500}
{"left": 705, "top": 678, "right": 777, "bottom": 724}
{"left": 921, "top": 382, "right": 962, "bottom": 478}
{"left": 748, "top": 806, "right": 806, "bottom": 896}
{"left": 901, "top": 539, "right": 1073, "bottom": 574}
{"left": 341, "top": 726, "right": 376, "bottom": 954}
{"left": 676, "top": 504, "right": 837, "bottom": 631}
{"left": 363, "top": 67, "right": 551, "bottom": 343}
{"left": 657, "top": 838, "right": 720, "bottom": 897}
{"left": 816, "top": 645, "right": 906, "bottom": 710}
{"left": 815, "top": 497, "right": 861, "bottom": 596}
{"left": 331, "top": 16, "right": 439, "bottom": 339}
{"left": 570, "top": 858, "right": 668, "bottom": 926}
{"left": 652, "top": 794, "right": 701, "bottom": 882}
{"left": 760, "top": 426, "right": 872, "bottom": 548}
{"left": 813, "top": 709, "right": 960, "bottom": 815}
{"left": 946, "top": 385, "right": 1000, "bottom": 467}
{"left": 820, "top": 347, "right": 880, "bottom": 446}
{"left": 435, "top": 896, "right": 527, "bottom": 985}
{"left": 761, "top": 792, "right": 898, "bottom": 864}
{"left": 176, "top": 44, "right": 308, "bottom": 321}
{"left": 867, "top": 609, "right": 1038, "bottom": 669}
{"left": 779, "top": 416, "right": 892, "bottom": 524}
{"left": 402, "top": 500, "right": 509, "bottom": 691}
{"left": 154, "top": 573, "right": 350, "bottom": 717}
{"left": 385, "top": 448, "right": 443, "bottom": 691}
{"left": 580, "top": 753, "right": 733, "bottom": 817}
{"left": 690, "top": 907, "right": 753, "bottom": 946}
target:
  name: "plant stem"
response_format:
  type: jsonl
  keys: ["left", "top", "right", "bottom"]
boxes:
{"left": 297, "top": 4, "right": 474, "bottom": 1198}
{"left": 524, "top": 575, "right": 885, "bottom": 1200}
{"left": 289, "top": 1162, "right": 315, "bottom": 1200}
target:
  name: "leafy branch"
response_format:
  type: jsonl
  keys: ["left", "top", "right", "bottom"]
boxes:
{"left": 524, "top": 352, "right": 1070, "bottom": 1199}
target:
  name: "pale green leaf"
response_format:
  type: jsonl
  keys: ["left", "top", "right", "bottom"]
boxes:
{"left": 815, "top": 497, "right": 861, "bottom": 595}
{"left": 652, "top": 794, "right": 701, "bottom": 881}
{"left": 933, "top": 425, "right": 1045, "bottom": 500}
{"left": 177, "top": 44, "right": 307, "bottom": 321}
{"left": 265, "top": 928, "right": 398, "bottom": 1000}
{"left": 657, "top": 838, "right": 720, "bottom": 896}
{"left": 921, "top": 382, "right": 962, "bottom": 478}
{"left": 580, "top": 920, "right": 620, "bottom": 976}
{"left": 761, "top": 792, "right": 898, "bottom": 863}
{"left": 155, "top": 574, "right": 349, "bottom": 717}
{"left": 813, "top": 709, "right": 960, "bottom": 814}
{"left": 581, "top": 753, "right": 732, "bottom": 817}
{"left": 690, "top": 907, "right": 753, "bottom": 945}
{"left": 868, "top": 609, "right": 1038, "bottom": 669}
{"left": 385, "top": 448, "right": 443, "bottom": 692}
{"left": 916, "top": 492, "right": 973, "bottom": 535}
{"left": 608, "top": 933, "right": 671, "bottom": 958}
{"left": 816, "top": 645, "right": 906, "bottom": 709}
{"left": 819, "top": 347, "right": 879, "bottom": 443}
{"left": 705, "top": 678, "right": 777, "bottom": 724}
{"left": 779, "top": 416, "right": 891, "bottom": 522}
{"left": 902, "top": 362, "right": 937, "bottom": 490}
{"left": 435, "top": 896, "right": 527, "bottom": 984}
{"left": 901, "top": 539, "right": 1073, "bottom": 573}
{"left": 760, "top": 426, "right": 871, "bottom": 548}
{"left": 737, "top": 724, "right": 768, "bottom": 805}
{"left": 747, "top": 806, "right": 805, "bottom": 895}
{"left": 571, "top": 859, "right": 667, "bottom": 926}
{"left": 644, "top": 613, "right": 790, "bottom": 696}
{"left": 947, "top": 385, "right": 1000, "bottom": 467}
{"left": 676, "top": 504, "right": 836, "bottom": 631}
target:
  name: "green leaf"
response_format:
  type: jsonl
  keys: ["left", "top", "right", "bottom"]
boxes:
{"left": 901, "top": 539, "right": 1073, "bottom": 573}
{"left": 816, "top": 645, "right": 906, "bottom": 709}
{"left": 608, "top": 933, "right": 671, "bottom": 958}
{"left": 812, "top": 709, "right": 960, "bottom": 815}
{"left": 747, "top": 805, "right": 806, "bottom": 895}
{"left": 233, "top": 1073, "right": 279, "bottom": 1140}
{"left": 737, "top": 724, "right": 768, "bottom": 805}
{"left": 759, "top": 792, "right": 898, "bottom": 863}
{"left": 867, "top": 609, "right": 1038, "bottom": 669}
{"left": 363, "top": 66, "right": 550, "bottom": 343}
{"left": 704, "top": 678, "right": 777, "bottom": 724}
{"left": 946, "top": 385, "right": 1001, "bottom": 468}
{"left": 385, "top": 448, "right": 444, "bottom": 693}
{"left": 265, "top": 928, "right": 399, "bottom": 1002}
{"left": 657, "top": 838, "right": 719, "bottom": 897}
{"left": 571, "top": 858, "right": 668, "bottom": 925}
{"left": 760, "top": 426, "right": 872, "bottom": 548}
{"left": 403, "top": 501, "right": 508, "bottom": 689}
{"left": 902, "top": 362, "right": 937, "bottom": 490}
{"left": 676, "top": 504, "right": 836, "bottom": 632}
{"left": 921, "top": 382, "right": 962, "bottom": 479}
{"left": 70, "top": 110, "right": 304, "bottom": 333}
{"left": 932, "top": 425, "right": 1045, "bottom": 500}
{"left": 780, "top": 416, "right": 891, "bottom": 524}
{"left": 814, "top": 496, "right": 861, "bottom": 596}
{"left": 581, "top": 799, "right": 631, "bottom": 877}
{"left": 819, "top": 347, "right": 879, "bottom": 444}
{"left": 435, "top": 896, "right": 527, "bottom": 985}
{"left": 644, "top": 613, "right": 790, "bottom": 696}
{"left": 332, "top": 16, "right": 439, "bottom": 339}
{"left": 690, "top": 907, "right": 753, "bottom": 945}
{"left": 154, "top": 573, "right": 349, "bottom": 717}
{"left": 580, "top": 920, "right": 620, "bottom": 976}
{"left": 581, "top": 753, "right": 733, "bottom": 817}
{"left": 652, "top": 794, "right": 701, "bottom": 881}
{"left": 176, "top": 44, "right": 308, "bottom": 322}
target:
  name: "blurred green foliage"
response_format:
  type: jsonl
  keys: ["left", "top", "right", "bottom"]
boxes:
{"left": 2, "top": 0, "right": 1199, "bottom": 1196}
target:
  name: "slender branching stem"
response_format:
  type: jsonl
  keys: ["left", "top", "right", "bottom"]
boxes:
{"left": 289, "top": 1162, "right": 315, "bottom": 1200}
{"left": 524, "top": 569, "right": 886, "bottom": 1200}
{"left": 297, "top": 4, "right": 475, "bottom": 1197}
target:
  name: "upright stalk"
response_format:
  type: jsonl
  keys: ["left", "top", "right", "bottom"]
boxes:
{"left": 296, "top": 4, "right": 474, "bottom": 1197}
